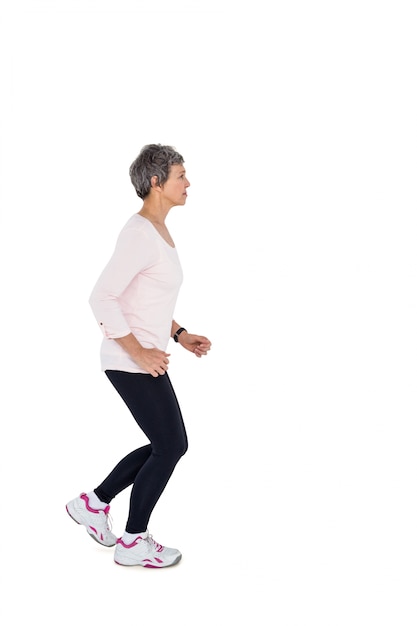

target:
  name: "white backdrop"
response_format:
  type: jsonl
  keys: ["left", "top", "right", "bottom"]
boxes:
{"left": 1, "top": 1, "right": 416, "bottom": 624}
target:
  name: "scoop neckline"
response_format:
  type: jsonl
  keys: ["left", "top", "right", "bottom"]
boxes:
{"left": 135, "top": 214, "right": 176, "bottom": 249}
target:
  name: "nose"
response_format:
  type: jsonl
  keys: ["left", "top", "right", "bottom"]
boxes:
{"left": 185, "top": 177, "right": 190, "bottom": 187}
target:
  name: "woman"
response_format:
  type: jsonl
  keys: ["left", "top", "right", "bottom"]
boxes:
{"left": 66, "top": 144, "right": 211, "bottom": 568}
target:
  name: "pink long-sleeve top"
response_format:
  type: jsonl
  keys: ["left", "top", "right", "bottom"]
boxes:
{"left": 89, "top": 213, "right": 183, "bottom": 373}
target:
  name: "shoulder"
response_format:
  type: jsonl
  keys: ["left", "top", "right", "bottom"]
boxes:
{"left": 117, "top": 214, "right": 154, "bottom": 242}
{"left": 122, "top": 213, "right": 149, "bottom": 233}
{"left": 114, "top": 214, "right": 158, "bottom": 265}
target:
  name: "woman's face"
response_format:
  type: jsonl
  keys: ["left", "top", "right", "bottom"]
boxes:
{"left": 161, "top": 164, "right": 190, "bottom": 206}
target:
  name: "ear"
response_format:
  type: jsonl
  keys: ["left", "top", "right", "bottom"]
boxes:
{"left": 150, "top": 175, "right": 161, "bottom": 190}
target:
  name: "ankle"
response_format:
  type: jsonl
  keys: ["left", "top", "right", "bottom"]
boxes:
{"left": 85, "top": 491, "right": 108, "bottom": 511}
{"left": 122, "top": 530, "right": 147, "bottom": 544}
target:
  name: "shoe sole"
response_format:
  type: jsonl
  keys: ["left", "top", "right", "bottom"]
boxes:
{"left": 114, "top": 554, "right": 182, "bottom": 568}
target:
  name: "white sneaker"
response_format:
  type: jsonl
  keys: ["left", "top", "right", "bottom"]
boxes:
{"left": 66, "top": 493, "right": 117, "bottom": 547}
{"left": 114, "top": 531, "right": 182, "bottom": 568}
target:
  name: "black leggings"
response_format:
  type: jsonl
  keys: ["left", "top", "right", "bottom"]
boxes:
{"left": 94, "top": 370, "right": 188, "bottom": 533}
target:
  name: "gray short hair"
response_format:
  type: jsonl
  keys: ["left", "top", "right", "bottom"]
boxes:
{"left": 129, "top": 144, "right": 184, "bottom": 199}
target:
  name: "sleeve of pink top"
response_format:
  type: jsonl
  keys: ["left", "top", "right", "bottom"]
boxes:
{"left": 88, "top": 224, "right": 151, "bottom": 339}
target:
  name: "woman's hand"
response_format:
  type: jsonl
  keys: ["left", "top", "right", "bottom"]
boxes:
{"left": 115, "top": 333, "right": 170, "bottom": 377}
{"left": 134, "top": 347, "right": 171, "bottom": 376}
{"left": 179, "top": 332, "right": 211, "bottom": 358}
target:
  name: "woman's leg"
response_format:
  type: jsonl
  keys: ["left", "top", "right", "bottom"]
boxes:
{"left": 95, "top": 370, "right": 188, "bottom": 533}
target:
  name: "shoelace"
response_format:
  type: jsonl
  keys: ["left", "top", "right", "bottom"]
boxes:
{"left": 106, "top": 513, "right": 114, "bottom": 532}
{"left": 146, "top": 534, "right": 163, "bottom": 552}
{"left": 100, "top": 509, "right": 114, "bottom": 532}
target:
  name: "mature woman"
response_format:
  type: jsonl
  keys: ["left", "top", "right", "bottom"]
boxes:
{"left": 66, "top": 144, "right": 211, "bottom": 568}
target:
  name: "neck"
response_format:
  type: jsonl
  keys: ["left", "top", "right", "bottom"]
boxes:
{"left": 139, "top": 198, "right": 171, "bottom": 225}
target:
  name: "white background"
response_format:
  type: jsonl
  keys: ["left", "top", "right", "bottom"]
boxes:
{"left": 1, "top": 0, "right": 416, "bottom": 624}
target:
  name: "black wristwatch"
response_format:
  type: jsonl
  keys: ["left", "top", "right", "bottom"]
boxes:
{"left": 173, "top": 327, "right": 187, "bottom": 343}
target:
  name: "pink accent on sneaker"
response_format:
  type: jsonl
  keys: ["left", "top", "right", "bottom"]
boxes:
{"left": 114, "top": 532, "right": 180, "bottom": 568}
{"left": 116, "top": 536, "right": 143, "bottom": 549}
{"left": 80, "top": 493, "right": 110, "bottom": 514}
{"left": 142, "top": 558, "right": 164, "bottom": 568}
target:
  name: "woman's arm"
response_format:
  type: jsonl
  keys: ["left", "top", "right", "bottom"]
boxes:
{"left": 89, "top": 223, "right": 152, "bottom": 339}
{"left": 171, "top": 320, "right": 212, "bottom": 358}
